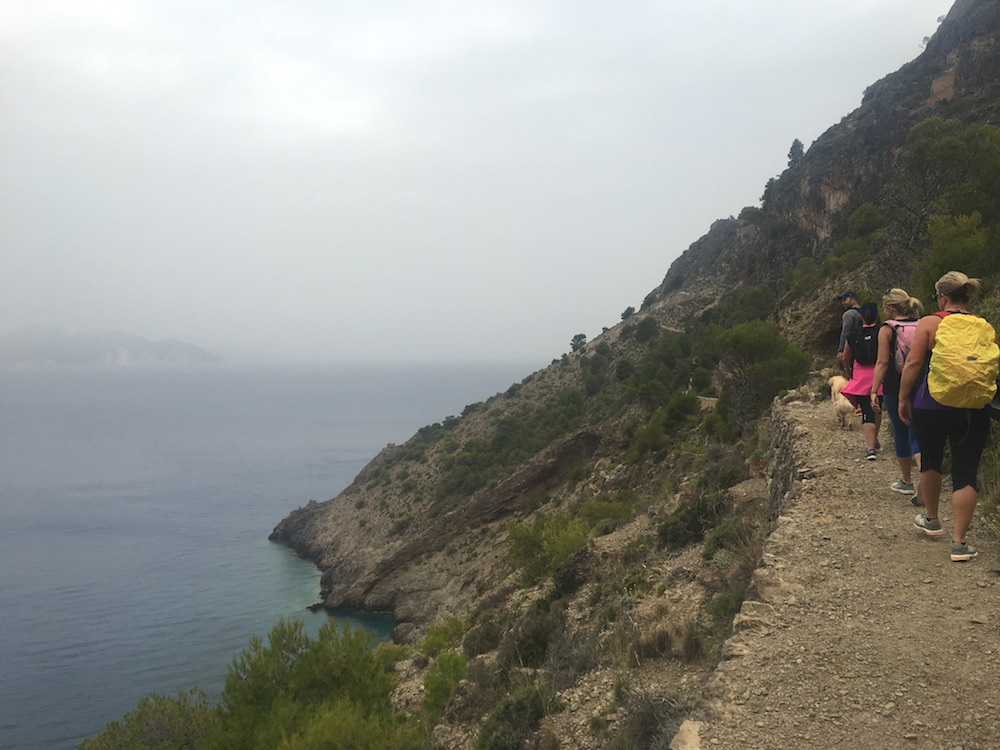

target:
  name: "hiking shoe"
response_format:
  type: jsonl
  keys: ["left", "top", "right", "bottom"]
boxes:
{"left": 914, "top": 513, "right": 944, "bottom": 537}
{"left": 875, "top": 440, "right": 881, "bottom": 451}
{"left": 950, "top": 541, "right": 978, "bottom": 562}
{"left": 911, "top": 482, "right": 924, "bottom": 506}
{"left": 865, "top": 449, "right": 877, "bottom": 461}
{"left": 890, "top": 480, "right": 915, "bottom": 495}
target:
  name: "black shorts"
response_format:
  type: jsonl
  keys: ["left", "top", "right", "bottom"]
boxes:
{"left": 912, "top": 407, "right": 991, "bottom": 491}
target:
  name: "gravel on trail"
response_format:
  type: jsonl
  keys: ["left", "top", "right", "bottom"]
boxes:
{"left": 685, "top": 395, "right": 1000, "bottom": 750}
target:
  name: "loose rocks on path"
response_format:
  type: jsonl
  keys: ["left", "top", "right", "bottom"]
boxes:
{"left": 684, "top": 395, "right": 1000, "bottom": 750}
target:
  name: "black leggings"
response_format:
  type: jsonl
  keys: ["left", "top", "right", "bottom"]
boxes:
{"left": 858, "top": 395, "right": 880, "bottom": 425}
{"left": 913, "top": 408, "right": 991, "bottom": 491}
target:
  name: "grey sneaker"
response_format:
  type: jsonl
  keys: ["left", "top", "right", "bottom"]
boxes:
{"left": 914, "top": 513, "right": 944, "bottom": 537}
{"left": 950, "top": 541, "right": 978, "bottom": 562}
{"left": 911, "top": 482, "right": 924, "bottom": 507}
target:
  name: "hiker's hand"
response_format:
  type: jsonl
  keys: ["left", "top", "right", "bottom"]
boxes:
{"left": 899, "top": 398, "right": 912, "bottom": 426}
{"left": 870, "top": 394, "right": 880, "bottom": 413}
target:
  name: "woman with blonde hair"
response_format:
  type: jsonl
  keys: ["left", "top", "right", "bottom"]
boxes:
{"left": 899, "top": 271, "right": 997, "bottom": 562}
{"left": 871, "top": 288, "right": 923, "bottom": 499}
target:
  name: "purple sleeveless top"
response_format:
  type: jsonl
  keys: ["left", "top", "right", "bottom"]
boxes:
{"left": 913, "top": 311, "right": 950, "bottom": 411}
{"left": 913, "top": 380, "right": 945, "bottom": 411}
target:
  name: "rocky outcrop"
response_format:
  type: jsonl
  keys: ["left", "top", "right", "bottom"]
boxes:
{"left": 269, "top": 400, "right": 613, "bottom": 633}
{"left": 654, "top": 0, "right": 1000, "bottom": 340}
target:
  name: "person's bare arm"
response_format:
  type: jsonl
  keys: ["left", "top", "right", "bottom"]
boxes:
{"left": 899, "top": 317, "right": 937, "bottom": 425}
{"left": 870, "top": 325, "right": 892, "bottom": 412}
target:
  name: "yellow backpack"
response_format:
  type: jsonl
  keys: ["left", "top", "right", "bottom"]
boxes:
{"left": 927, "top": 311, "right": 1000, "bottom": 409}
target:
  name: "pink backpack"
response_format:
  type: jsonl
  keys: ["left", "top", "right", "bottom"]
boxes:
{"left": 887, "top": 320, "right": 918, "bottom": 374}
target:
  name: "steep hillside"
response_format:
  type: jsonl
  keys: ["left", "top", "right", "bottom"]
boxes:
{"left": 269, "top": 2, "right": 1000, "bottom": 747}
{"left": 654, "top": 0, "right": 1000, "bottom": 352}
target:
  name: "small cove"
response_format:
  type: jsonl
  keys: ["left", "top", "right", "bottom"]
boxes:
{"left": 0, "top": 361, "right": 535, "bottom": 749}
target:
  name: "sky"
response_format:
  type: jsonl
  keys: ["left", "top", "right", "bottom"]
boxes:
{"left": 0, "top": 0, "right": 957, "bottom": 364}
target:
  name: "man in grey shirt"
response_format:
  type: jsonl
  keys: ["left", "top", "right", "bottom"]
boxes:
{"left": 837, "top": 290, "right": 862, "bottom": 369}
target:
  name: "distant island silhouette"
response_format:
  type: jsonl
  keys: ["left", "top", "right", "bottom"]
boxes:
{"left": 0, "top": 327, "right": 224, "bottom": 367}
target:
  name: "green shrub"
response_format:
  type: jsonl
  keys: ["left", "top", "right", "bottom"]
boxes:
{"left": 389, "top": 516, "right": 412, "bottom": 536}
{"left": 634, "top": 316, "right": 660, "bottom": 342}
{"left": 476, "top": 686, "right": 547, "bottom": 750}
{"left": 463, "top": 617, "right": 503, "bottom": 658}
{"left": 915, "top": 212, "right": 992, "bottom": 295}
{"left": 615, "top": 359, "right": 636, "bottom": 382}
{"left": 714, "top": 321, "right": 809, "bottom": 432}
{"left": 705, "top": 580, "right": 749, "bottom": 627}
{"left": 497, "top": 605, "right": 564, "bottom": 670}
{"left": 507, "top": 513, "right": 589, "bottom": 586}
{"left": 419, "top": 617, "right": 467, "bottom": 657}
{"left": 607, "top": 689, "right": 691, "bottom": 750}
{"left": 708, "top": 284, "right": 776, "bottom": 328}
{"left": 423, "top": 650, "right": 468, "bottom": 718}
{"left": 277, "top": 698, "right": 424, "bottom": 750}
{"left": 77, "top": 689, "right": 217, "bottom": 750}
{"left": 821, "top": 202, "right": 885, "bottom": 277}
{"left": 628, "top": 390, "right": 701, "bottom": 460}
{"left": 205, "top": 620, "right": 399, "bottom": 750}
{"left": 657, "top": 491, "right": 727, "bottom": 551}
{"left": 702, "top": 518, "right": 748, "bottom": 560}
{"left": 783, "top": 257, "right": 821, "bottom": 301}
{"left": 567, "top": 465, "right": 593, "bottom": 486}
{"left": 578, "top": 496, "right": 633, "bottom": 534}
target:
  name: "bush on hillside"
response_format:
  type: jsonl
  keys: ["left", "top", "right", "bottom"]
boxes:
{"left": 81, "top": 620, "right": 417, "bottom": 750}
{"left": 476, "top": 685, "right": 547, "bottom": 750}
{"left": 713, "top": 320, "right": 810, "bottom": 432}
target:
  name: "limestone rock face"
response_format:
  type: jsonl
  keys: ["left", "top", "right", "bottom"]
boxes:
{"left": 652, "top": 0, "right": 1000, "bottom": 351}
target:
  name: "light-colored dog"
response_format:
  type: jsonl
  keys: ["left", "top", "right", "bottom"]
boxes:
{"left": 828, "top": 375, "right": 855, "bottom": 429}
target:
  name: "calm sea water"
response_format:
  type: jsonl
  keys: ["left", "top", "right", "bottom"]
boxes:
{"left": 0, "top": 362, "right": 535, "bottom": 750}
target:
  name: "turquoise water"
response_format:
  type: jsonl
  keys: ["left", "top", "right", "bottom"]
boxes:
{"left": 0, "top": 362, "right": 534, "bottom": 749}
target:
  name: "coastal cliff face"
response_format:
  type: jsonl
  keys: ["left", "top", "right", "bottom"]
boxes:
{"left": 270, "top": 2, "right": 1000, "bottom": 745}
{"left": 270, "top": 362, "right": 627, "bottom": 638}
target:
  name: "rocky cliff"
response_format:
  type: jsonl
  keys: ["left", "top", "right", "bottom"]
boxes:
{"left": 655, "top": 0, "right": 1000, "bottom": 349}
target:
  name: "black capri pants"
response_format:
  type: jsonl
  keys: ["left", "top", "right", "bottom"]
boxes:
{"left": 912, "top": 407, "right": 991, "bottom": 492}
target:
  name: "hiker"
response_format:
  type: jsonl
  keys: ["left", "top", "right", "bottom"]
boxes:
{"left": 840, "top": 302, "right": 883, "bottom": 459}
{"left": 870, "top": 288, "right": 923, "bottom": 500}
{"left": 899, "top": 271, "right": 999, "bottom": 562}
{"left": 837, "top": 290, "right": 863, "bottom": 370}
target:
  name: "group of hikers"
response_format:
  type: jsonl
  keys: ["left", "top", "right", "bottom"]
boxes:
{"left": 836, "top": 271, "right": 999, "bottom": 562}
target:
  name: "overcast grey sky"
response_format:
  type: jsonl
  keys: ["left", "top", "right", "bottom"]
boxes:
{"left": 0, "top": 1, "right": 955, "bottom": 364}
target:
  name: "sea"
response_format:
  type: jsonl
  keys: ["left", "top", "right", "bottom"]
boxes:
{"left": 0, "top": 361, "right": 537, "bottom": 749}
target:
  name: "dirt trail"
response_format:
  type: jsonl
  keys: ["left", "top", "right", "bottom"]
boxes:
{"left": 685, "top": 394, "right": 1000, "bottom": 750}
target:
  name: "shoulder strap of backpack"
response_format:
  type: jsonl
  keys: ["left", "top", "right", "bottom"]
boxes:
{"left": 886, "top": 320, "right": 899, "bottom": 350}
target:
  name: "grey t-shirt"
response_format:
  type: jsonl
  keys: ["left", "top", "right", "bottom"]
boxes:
{"left": 838, "top": 306, "right": 862, "bottom": 353}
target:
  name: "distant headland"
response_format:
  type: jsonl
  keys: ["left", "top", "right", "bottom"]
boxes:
{"left": 0, "top": 327, "right": 224, "bottom": 367}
